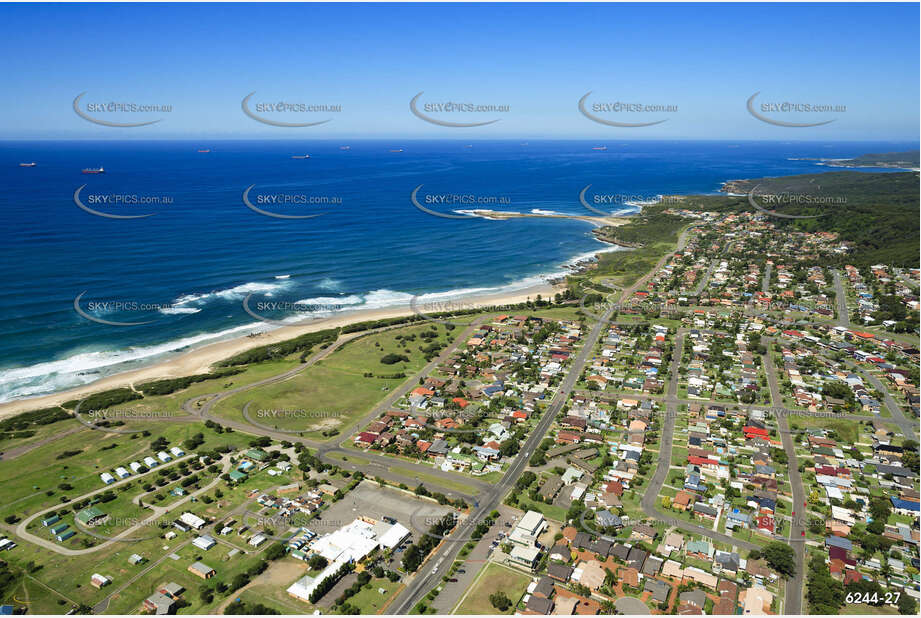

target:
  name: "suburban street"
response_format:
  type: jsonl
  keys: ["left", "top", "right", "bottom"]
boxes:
{"left": 389, "top": 223, "right": 702, "bottom": 612}
{"left": 764, "top": 337, "right": 805, "bottom": 615}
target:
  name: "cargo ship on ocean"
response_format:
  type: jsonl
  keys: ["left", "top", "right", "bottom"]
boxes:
{"left": 81, "top": 167, "right": 105, "bottom": 174}
{"left": 19, "top": 162, "right": 36, "bottom": 167}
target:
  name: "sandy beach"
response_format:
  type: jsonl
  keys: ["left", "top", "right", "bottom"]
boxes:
{"left": 0, "top": 282, "right": 564, "bottom": 419}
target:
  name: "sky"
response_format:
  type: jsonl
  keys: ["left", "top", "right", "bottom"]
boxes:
{"left": 0, "top": 2, "right": 918, "bottom": 140}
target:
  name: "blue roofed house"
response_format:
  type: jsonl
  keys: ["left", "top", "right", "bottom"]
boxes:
{"left": 890, "top": 497, "right": 921, "bottom": 515}
{"left": 725, "top": 509, "right": 750, "bottom": 530}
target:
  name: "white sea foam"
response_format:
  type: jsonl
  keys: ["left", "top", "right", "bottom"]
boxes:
{"left": 174, "top": 280, "right": 292, "bottom": 306}
{"left": 1, "top": 241, "right": 631, "bottom": 403}
{"left": 295, "top": 295, "right": 363, "bottom": 307}
{"left": 0, "top": 321, "right": 270, "bottom": 403}
{"left": 159, "top": 307, "right": 202, "bottom": 315}
{"left": 317, "top": 277, "right": 343, "bottom": 291}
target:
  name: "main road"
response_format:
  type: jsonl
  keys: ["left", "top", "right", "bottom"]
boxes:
{"left": 388, "top": 300, "right": 617, "bottom": 613}
{"left": 764, "top": 337, "right": 805, "bottom": 615}
{"left": 832, "top": 269, "right": 849, "bottom": 327}
{"left": 389, "top": 223, "right": 703, "bottom": 613}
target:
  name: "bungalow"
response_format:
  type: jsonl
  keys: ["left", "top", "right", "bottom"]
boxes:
{"left": 683, "top": 566, "right": 717, "bottom": 589}
{"left": 740, "top": 585, "right": 773, "bottom": 615}
{"left": 547, "top": 563, "right": 573, "bottom": 582}
{"left": 192, "top": 535, "right": 216, "bottom": 551}
{"left": 663, "top": 532, "right": 684, "bottom": 553}
{"left": 631, "top": 523, "right": 657, "bottom": 543}
{"left": 188, "top": 561, "right": 216, "bottom": 579}
{"left": 644, "top": 578, "right": 671, "bottom": 605}
{"left": 77, "top": 507, "right": 107, "bottom": 526}
{"left": 90, "top": 574, "right": 111, "bottom": 589}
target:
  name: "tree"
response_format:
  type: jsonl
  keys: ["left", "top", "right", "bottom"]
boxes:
{"left": 306, "top": 554, "right": 327, "bottom": 570}
{"left": 489, "top": 591, "right": 511, "bottom": 612}
{"left": 806, "top": 553, "right": 843, "bottom": 614}
{"left": 762, "top": 541, "right": 796, "bottom": 577}
{"left": 264, "top": 543, "right": 287, "bottom": 561}
{"left": 897, "top": 593, "right": 917, "bottom": 615}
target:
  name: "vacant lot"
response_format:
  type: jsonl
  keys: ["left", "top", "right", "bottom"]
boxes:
{"left": 454, "top": 562, "right": 530, "bottom": 614}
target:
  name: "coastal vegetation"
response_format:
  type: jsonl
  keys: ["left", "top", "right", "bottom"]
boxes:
{"left": 693, "top": 170, "right": 919, "bottom": 267}
{"left": 136, "top": 367, "right": 245, "bottom": 396}
{"left": 588, "top": 211, "right": 689, "bottom": 287}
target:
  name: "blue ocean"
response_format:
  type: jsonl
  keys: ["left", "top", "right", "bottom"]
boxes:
{"left": 0, "top": 139, "right": 913, "bottom": 402}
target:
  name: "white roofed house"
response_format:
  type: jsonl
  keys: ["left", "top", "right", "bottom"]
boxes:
{"left": 179, "top": 512, "right": 206, "bottom": 530}
{"left": 143, "top": 456, "right": 159, "bottom": 467}
{"left": 249, "top": 533, "right": 267, "bottom": 547}
{"left": 114, "top": 467, "right": 131, "bottom": 479}
{"left": 90, "top": 573, "right": 111, "bottom": 588}
{"left": 192, "top": 535, "right": 216, "bottom": 550}
{"left": 100, "top": 472, "right": 115, "bottom": 485}
{"left": 169, "top": 446, "right": 185, "bottom": 457}
{"left": 510, "top": 510, "right": 547, "bottom": 547}
{"left": 157, "top": 451, "right": 172, "bottom": 463}
{"left": 129, "top": 461, "right": 143, "bottom": 473}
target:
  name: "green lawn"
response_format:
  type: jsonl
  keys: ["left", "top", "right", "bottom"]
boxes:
{"left": 210, "top": 324, "right": 460, "bottom": 438}
{"left": 387, "top": 466, "right": 477, "bottom": 496}
{"left": 0, "top": 420, "right": 254, "bottom": 523}
{"left": 454, "top": 562, "right": 530, "bottom": 614}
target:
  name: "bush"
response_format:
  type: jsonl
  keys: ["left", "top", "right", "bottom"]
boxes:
{"left": 380, "top": 353, "right": 410, "bottom": 365}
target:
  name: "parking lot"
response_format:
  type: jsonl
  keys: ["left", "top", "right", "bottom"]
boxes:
{"left": 316, "top": 480, "right": 456, "bottom": 535}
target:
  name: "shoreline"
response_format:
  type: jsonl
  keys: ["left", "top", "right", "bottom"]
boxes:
{"left": 0, "top": 281, "right": 565, "bottom": 419}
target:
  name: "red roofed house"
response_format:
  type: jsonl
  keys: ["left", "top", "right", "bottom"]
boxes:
{"left": 355, "top": 432, "right": 378, "bottom": 447}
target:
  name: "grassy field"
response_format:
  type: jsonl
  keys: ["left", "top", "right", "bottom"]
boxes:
{"left": 841, "top": 603, "right": 900, "bottom": 615}
{"left": 0, "top": 420, "right": 256, "bottom": 523}
{"left": 234, "top": 563, "right": 400, "bottom": 615}
{"left": 387, "top": 466, "right": 477, "bottom": 496}
{"left": 210, "top": 323, "right": 459, "bottom": 438}
{"left": 453, "top": 562, "right": 530, "bottom": 614}
{"left": 787, "top": 416, "right": 862, "bottom": 443}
